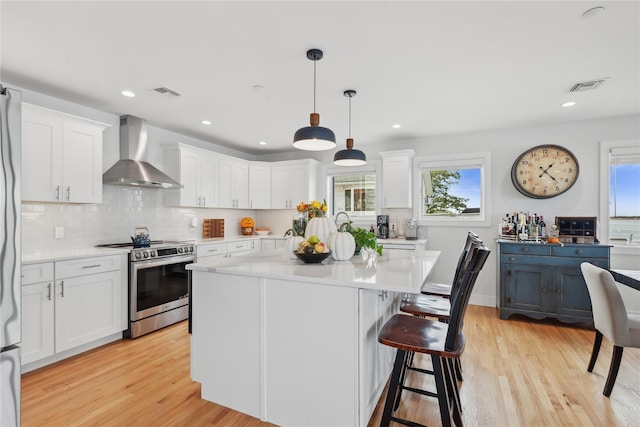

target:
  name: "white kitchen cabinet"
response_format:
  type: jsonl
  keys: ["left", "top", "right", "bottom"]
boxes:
{"left": 20, "top": 255, "right": 123, "bottom": 367}
{"left": 22, "top": 103, "right": 108, "bottom": 203}
{"left": 21, "top": 263, "right": 55, "bottom": 365}
{"left": 196, "top": 240, "right": 255, "bottom": 261}
{"left": 379, "top": 150, "right": 414, "bottom": 209}
{"left": 359, "top": 288, "right": 399, "bottom": 422}
{"left": 218, "top": 157, "right": 249, "bottom": 208}
{"left": 270, "top": 159, "right": 319, "bottom": 209}
{"left": 248, "top": 162, "right": 271, "bottom": 209}
{"left": 164, "top": 144, "right": 218, "bottom": 208}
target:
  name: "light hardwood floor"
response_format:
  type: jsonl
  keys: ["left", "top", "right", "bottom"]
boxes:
{"left": 22, "top": 306, "right": 639, "bottom": 426}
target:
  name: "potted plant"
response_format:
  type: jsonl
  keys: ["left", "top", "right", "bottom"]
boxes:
{"left": 348, "top": 226, "right": 383, "bottom": 256}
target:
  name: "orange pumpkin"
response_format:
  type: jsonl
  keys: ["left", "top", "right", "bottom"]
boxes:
{"left": 240, "top": 217, "right": 254, "bottom": 227}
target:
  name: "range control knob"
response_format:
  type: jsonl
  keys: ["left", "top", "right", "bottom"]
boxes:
{"left": 134, "top": 252, "right": 142, "bottom": 260}
{"left": 178, "top": 247, "right": 183, "bottom": 253}
{"left": 143, "top": 252, "right": 149, "bottom": 259}
{"left": 150, "top": 251, "right": 156, "bottom": 257}
{"left": 189, "top": 246, "right": 194, "bottom": 252}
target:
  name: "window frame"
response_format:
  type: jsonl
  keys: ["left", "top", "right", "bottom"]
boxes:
{"left": 599, "top": 139, "right": 640, "bottom": 246}
{"left": 324, "top": 161, "right": 381, "bottom": 225}
{"left": 414, "top": 152, "right": 492, "bottom": 227}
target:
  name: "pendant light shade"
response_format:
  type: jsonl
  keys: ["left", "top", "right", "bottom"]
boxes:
{"left": 334, "top": 89, "right": 366, "bottom": 166}
{"left": 293, "top": 49, "right": 336, "bottom": 151}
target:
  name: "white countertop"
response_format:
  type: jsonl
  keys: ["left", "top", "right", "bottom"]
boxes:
{"left": 187, "top": 249, "right": 440, "bottom": 294}
{"left": 22, "top": 247, "right": 131, "bottom": 264}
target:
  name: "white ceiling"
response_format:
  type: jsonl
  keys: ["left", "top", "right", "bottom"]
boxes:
{"left": 2, "top": 1, "right": 638, "bottom": 155}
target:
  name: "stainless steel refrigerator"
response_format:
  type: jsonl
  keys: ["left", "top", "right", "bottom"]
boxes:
{"left": 1, "top": 85, "right": 22, "bottom": 426}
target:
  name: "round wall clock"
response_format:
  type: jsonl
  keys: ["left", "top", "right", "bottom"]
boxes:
{"left": 510, "top": 144, "right": 579, "bottom": 199}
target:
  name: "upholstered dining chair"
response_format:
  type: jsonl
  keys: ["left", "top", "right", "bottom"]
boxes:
{"left": 580, "top": 262, "right": 640, "bottom": 397}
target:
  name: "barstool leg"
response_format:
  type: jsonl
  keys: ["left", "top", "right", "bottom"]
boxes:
{"left": 432, "top": 355, "right": 453, "bottom": 427}
{"left": 381, "top": 349, "right": 408, "bottom": 427}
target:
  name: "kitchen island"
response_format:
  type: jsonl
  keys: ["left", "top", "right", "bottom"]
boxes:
{"left": 187, "top": 249, "right": 440, "bottom": 427}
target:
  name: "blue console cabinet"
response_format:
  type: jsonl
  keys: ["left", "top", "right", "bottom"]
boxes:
{"left": 498, "top": 241, "right": 611, "bottom": 325}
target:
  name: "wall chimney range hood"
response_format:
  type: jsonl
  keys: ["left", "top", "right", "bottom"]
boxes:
{"left": 103, "top": 115, "right": 182, "bottom": 189}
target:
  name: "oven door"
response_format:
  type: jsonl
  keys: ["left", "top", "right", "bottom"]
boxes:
{"left": 130, "top": 254, "right": 194, "bottom": 321}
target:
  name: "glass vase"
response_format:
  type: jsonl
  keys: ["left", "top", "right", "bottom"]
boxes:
{"left": 292, "top": 211, "right": 308, "bottom": 236}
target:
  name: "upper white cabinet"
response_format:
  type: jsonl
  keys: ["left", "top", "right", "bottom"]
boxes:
{"left": 22, "top": 103, "right": 109, "bottom": 203}
{"left": 218, "top": 156, "right": 249, "bottom": 208}
{"left": 379, "top": 150, "right": 414, "bottom": 209}
{"left": 248, "top": 162, "right": 271, "bottom": 209}
{"left": 164, "top": 144, "right": 218, "bottom": 208}
{"left": 270, "top": 160, "right": 319, "bottom": 209}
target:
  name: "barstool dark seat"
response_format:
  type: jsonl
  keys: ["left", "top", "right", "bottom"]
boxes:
{"left": 378, "top": 245, "right": 490, "bottom": 427}
{"left": 420, "top": 232, "right": 479, "bottom": 298}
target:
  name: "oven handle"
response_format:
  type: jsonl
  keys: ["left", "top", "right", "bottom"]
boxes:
{"left": 131, "top": 254, "right": 195, "bottom": 270}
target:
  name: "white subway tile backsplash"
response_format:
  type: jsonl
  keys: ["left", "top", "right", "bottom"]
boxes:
{"left": 21, "top": 186, "right": 257, "bottom": 256}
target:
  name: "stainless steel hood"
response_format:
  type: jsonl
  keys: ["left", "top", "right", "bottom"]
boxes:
{"left": 103, "top": 115, "right": 183, "bottom": 189}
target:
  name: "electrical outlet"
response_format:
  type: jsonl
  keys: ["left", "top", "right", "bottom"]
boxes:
{"left": 55, "top": 226, "right": 64, "bottom": 239}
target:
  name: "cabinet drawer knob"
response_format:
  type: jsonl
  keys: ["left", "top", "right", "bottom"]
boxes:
{"left": 521, "top": 247, "right": 530, "bottom": 252}
{"left": 591, "top": 261, "right": 600, "bottom": 267}
{"left": 509, "top": 257, "right": 516, "bottom": 262}
{"left": 576, "top": 250, "right": 584, "bottom": 255}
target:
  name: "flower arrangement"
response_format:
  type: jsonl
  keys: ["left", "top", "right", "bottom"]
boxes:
{"left": 296, "top": 199, "right": 328, "bottom": 218}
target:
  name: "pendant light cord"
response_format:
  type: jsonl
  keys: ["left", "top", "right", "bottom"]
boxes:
{"left": 348, "top": 95, "right": 352, "bottom": 138}
{"left": 313, "top": 58, "right": 317, "bottom": 113}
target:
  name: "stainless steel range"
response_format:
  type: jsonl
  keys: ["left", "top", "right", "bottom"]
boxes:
{"left": 97, "top": 240, "right": 195, "bottom": 338}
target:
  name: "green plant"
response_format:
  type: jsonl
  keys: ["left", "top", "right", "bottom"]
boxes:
{"left": 348, "top": 226, "right": 383, "bottom": 256}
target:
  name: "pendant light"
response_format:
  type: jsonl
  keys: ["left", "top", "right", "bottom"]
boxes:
{"left": 293, "top": 49, "right": 336, "bottom": 151}
{"left": 333, "top": 89, "right": 366, "bottom": 166}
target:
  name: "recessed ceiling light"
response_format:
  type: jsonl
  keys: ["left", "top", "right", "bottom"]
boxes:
{"left": 121, "top": 90, "right": 135, "bottom": 98}
{"left": 582, "top": 6, "right": 605, "bottom": 18}
{"left": 562, "top": 101, "right": 576, "bottom": 108}
{"left": 259, "top": 141, "right": 267, "bottom": 145}
{"left": 201, "top": 120, "right": 212, "bottom": 125}
{"left": 392, "top": 124, "right": 402, "bottom": 129}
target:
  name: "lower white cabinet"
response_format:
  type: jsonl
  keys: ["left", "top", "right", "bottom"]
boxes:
{"left": 21, "top": 263, "right": 55, "bottom": 364}
{"left": 196, "top": 240, "right": 257, "bottom": 261}
{"left": 359, "top": 289, "right": 400, "bottom": 422}
{"left": 21, "top": 255, "right": 123, "bottom": 367}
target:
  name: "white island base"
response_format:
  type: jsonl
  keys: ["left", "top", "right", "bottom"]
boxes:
{"left": 188, "top": 250, "right": 439, "bottom": 427}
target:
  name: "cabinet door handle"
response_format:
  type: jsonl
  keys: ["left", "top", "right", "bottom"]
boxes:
{"left": 47, "top": 283, "right": 52, "bottom": 301}
{"left": 66, "top": 186, "right": 71, "bottom": 201}
{"left": 202, "top": 196, "right": 206, "bottom": 206}
{"left": 82, "top": 264, "right": 101, "bottom": 269}
{"left": 59, "top": 280, "right": 65, "bottom": 297}
{"left": 556, "top": 288, "right": 561, "bottom": 294}
{"left": 56, "top": 185, "right": 61, "bottom": 201}
{"left": 541, "top": 287, "right": 547, "bottom": 293}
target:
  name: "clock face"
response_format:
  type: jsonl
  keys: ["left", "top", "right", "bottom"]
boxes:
{"left": 511, "top": 145, "right": 579, "bottom": 199}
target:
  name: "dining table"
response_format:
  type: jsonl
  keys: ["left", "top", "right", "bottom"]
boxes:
{"left": 609, "top": 269, "right": 640, "bottom": 291}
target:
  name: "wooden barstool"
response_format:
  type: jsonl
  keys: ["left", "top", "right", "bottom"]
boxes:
{"left": 378, "top": 245, "right": 490, "bottom": 427}
{"left": 420, "top": 231, "right": 479, "bottom": 298}
{"left": 400, "top": 234, "right": 483, "bottom": 381}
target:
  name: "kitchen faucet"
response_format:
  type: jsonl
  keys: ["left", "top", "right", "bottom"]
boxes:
{"left": 335, "top": 211, "right": 350, "bottom": 229}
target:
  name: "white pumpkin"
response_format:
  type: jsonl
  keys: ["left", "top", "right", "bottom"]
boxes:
{"left": 329, "top": 229, "right": 356, "bottom": 261}
{"left": 284, "top": 229, "right": 305, "bottom": 259}
{"left": 304, "top": 217, "right": 337, "bottom": 244}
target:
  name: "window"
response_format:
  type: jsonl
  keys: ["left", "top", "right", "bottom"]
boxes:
{"left": 326, "top": 164, "right": 378, "bottom": 220}
{"left": 600, "top": 140, "right": 640, "bottom": 244}
{"left": 416, "top": 153, "right": 491, "bottom": 226}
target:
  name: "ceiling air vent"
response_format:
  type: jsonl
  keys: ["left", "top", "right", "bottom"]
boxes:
{"left": 569, "top": 79, "right": 607, "bottom": 92}
{"left": 151, "top": 86, "right": 181, "bottom": 97}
